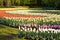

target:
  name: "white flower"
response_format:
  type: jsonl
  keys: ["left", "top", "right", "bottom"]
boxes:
{"left": 18, "top": 26, "right": 21, "bottom": 30}
{"left": 33, "top": 28, "right": 36, "bottom": 32}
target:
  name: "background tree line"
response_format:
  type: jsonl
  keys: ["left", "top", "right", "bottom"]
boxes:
{"left": 0, "top": 0, "right": 60, "bottom": 9}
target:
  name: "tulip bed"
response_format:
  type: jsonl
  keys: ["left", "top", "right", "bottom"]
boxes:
{"left": 0, "top": 10, "right": 60, "bottom": 40}
{"left": 0, "top": 13, "right": 60, "bottom": 29}
{"left": 0, "top": 10, "right": 60, "bottom": 28}
{"left": 6, "top": 10, "right": 60, "bottom": 15}
{"left": 18, "top": 24, "right": 60, "bottom": 40}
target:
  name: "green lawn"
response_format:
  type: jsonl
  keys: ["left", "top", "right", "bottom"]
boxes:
{"left": 0, "top": 24, "right": 25, "bottom": 40}
{"left": 0, "top": 7, "right": 28, "bottom": 10}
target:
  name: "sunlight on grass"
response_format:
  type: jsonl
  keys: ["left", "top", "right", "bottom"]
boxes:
{"left": 0, "top": 24, "right": 18, "bottom": 35}
{"left": 0, "top": 24, "right": 19, "bottom": 40}
{"left": 0, "top": 8, "right": 28, "bottom": 10}
{"left": 0, "top": 24, "right": 26, "bottom": 40}
{"left": 12, "top": 37, "right": 25, "bottom": 40}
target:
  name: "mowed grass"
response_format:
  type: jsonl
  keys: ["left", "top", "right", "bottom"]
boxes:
{"left": 0, "top": 7, "right": 28, "bottom": 11}
{"left": 0, "top": 24, "right": 25, "bottom": 40}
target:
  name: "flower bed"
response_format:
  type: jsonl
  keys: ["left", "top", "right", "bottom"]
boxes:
{"left": 0, "top": 10, "right": 60, "bottom": 40}
{"left": 0, "top": 17, "right": 60, "bottom": 29}
{"left": 0, "top": 10, "right": 60, "bottom": 28}
{"left": 0, "top": 10, "right": 60, "bottom": 27}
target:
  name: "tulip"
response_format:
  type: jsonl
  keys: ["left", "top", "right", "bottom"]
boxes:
{"left": 18, "top": 26, "right": 21, "bottom": 30}
{"left": 33, "top": 28, "right": 36, "bottom": 32}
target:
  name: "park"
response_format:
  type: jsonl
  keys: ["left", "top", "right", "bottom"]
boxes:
{"left": 0, "top": 0, "right": 60, "bottom": 40}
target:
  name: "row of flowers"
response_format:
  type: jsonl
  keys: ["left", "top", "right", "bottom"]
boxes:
{"left": 5, "top": 10, "right": 60, "bottom": 15}
{"left": 4, "top": 16, "right": 60, "bottom": 25}
{"left": 18, "top": 24, "right": 60, "bottom": 33}
{"left": 18, "top": 31, "right": 60, "bottom": 40}
{"left": 0, "top": 17, "right": 60, "bottom": 27}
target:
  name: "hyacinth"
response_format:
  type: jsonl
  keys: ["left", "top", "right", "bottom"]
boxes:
{"left": 50, "top": 25, "right": 60, "bottom": 29}
{"left": 19, "top": 24, "right": 60, "bottom": 31}
{"left": 25, "top": 24, "right": 31, "bottom": 28}
{"left": 18, "top": 24, "right": 60, "bottom": 33}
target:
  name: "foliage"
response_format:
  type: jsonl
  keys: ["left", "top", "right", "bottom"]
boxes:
{"left": 0, "top": 0, "right": 60, "bottom": 9}
{"left": 18, "top": 31, "right": 60, "bottom": 40}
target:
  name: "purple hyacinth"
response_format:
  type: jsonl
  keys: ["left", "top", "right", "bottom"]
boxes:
{"left": 51, "top": 25, "right": 60, "bottom": 29}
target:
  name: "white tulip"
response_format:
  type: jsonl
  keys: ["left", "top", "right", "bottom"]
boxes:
{"left": 33, "top": 28, "right": 36, "bottom": 32}
{"left": 21, "top": 27, "right": 25, "bottom": 31}
{"left": 27, "top": 28, "right": 30, "bottom": 31}
{"left": 30, "top": 27, "right": 32, "bottom": 32}
{"left": 18, "top": 26, "right": 20, "bottom": 30}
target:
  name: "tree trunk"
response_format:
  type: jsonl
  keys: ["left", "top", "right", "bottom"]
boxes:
{"left": 0, "top": 2, "right": 3, "bottom": 7}
{"left": 0, "top": 0, "right": 4, "bottom": 7}
{"left": 6, "top": 0, "right": 11, "bottom": 7}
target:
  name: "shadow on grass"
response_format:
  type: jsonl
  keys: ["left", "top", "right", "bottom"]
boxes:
{"left": 0, "top": 24, "right": 20, "bottom": 40}
{"left": 0, "top": 24, "right": 6, "bottom": 28}
{"left": 0, "top": 34, "right": 12, "bottom": 40}
{"left": 0, "top": 34, "right": 19, "bottom": 40}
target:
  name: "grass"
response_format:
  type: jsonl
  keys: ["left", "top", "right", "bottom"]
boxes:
{"left": 0, "top": 7, "right": 28, "bottom": 11}
{"left": 0, "top": 24, "right": 25, "bottom": 40}
{"left": 0, "top": 24, "right": 18, "bottom": 35}
{"left": 11, "top": 37, "right": 26, "bottom": 40}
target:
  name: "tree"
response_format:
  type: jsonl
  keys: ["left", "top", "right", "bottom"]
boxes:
{"left": 55, "top": 0, "right": 60, "bottom": 9}
{"left": 0, "top": 0, "right": 4, "bottom": 7}
{"left": 37, "top": 0, "right": 42, "bottom": 6}
{"left": 20, "top": 0, "right": 24, "bottom": 6}
{"left": 11, "top": 0, "right": 15, "bottom": 6}
{"left": 6, "top": 0, "right": 11, "bottom": 7}
{"left": 15, "top": 0, "right": 20, "bottom": 6}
